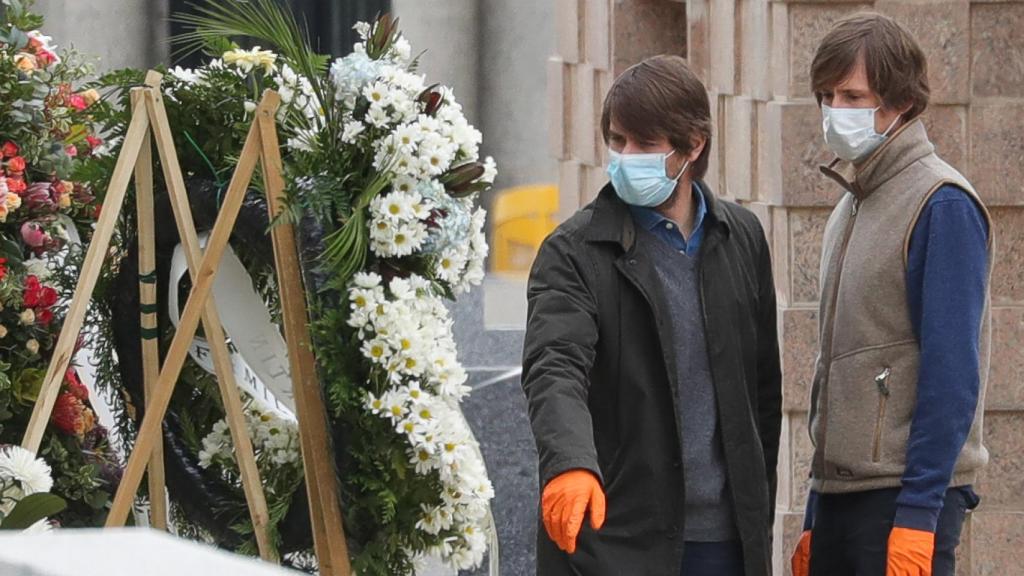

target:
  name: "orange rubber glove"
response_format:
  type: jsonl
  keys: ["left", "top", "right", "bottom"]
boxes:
{"left": 791, "top": 530, "right": 812, "bottom": 576}
{"left": 541, "top": 469, "right": 606, "bottom": 554}
{"left": 886, "top": 527, "right": 935, "bottom": 576}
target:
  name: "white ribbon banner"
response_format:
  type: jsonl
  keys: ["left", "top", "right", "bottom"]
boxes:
{"left": 168, "top": 235, "right": 295, "bottom": 420}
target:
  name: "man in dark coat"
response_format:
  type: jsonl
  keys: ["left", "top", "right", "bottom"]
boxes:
{"left": 521, "top": 54, "right": 783, "bottom": 576}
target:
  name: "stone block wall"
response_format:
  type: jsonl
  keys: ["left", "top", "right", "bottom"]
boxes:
{"left": 552, "top": 0, "right": 1024, "bottom": 573}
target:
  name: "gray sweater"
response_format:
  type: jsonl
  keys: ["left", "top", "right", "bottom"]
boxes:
{"left": 636, "top": 225, "right": 737, "bottom": 542}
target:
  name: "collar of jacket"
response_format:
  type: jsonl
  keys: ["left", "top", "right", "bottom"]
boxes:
{"left": 819, "top": 118, "right": 936, "bottom": 202}
{"left": 583, "top": 179, "right": 731, "bottom": 250}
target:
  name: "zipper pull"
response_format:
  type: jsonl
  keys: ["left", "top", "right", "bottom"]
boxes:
{"left": 851, "top": 198, "right": 860, "bottom": 216}
{"left": 875, "top": 367, "right": 891, "bottom": 396}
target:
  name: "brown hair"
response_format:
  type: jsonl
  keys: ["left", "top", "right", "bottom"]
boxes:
{"left": 811, "top": 12, "right": 930, "bottom": 120}
{"left": 600, "top": 55, "right": 712, "bottom": 180}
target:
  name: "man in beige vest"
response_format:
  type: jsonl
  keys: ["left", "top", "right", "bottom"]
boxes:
{"left": 789, "top": 13, "right": 992, "bottom": 576}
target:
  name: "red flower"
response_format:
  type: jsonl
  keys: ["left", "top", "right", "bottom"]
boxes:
{"left": 7, "top": 156, "right": 26, "bottom": 173}
{"left": 36, "top": 308, "right": 53, "bottom": 325}
{"left": 52, "top": 392, "right": 88, "bottom": 436}
{"left": 6, "top": 178, "right": 26, "bottom": 194}
{"left": 23, "top": 275, "right": 41, "bottom": 307}
{"left": 2, "top": 142, "right": 19, "bottom": 158}
{"left": 38, "top": 285, "right": 57, "bottom": 308}
{"left": 85, "top": 135, "right": 102, "bottom": 150}
{"left": 0, "top": 257, "right": 6, "bottom": 281}
{"left": 65, "top": 369, "right": 89, "bottom": 401}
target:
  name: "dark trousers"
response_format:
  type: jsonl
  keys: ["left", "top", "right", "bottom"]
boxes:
{"left": 680, "top": 540, "right": 744, "bottom": 576}
{"left": 809, "top": 488, "right": 977, "bottom": 576}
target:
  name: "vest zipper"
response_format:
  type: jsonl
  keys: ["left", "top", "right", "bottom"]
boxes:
{"left": 814, "top": 196, "right": 860, "bottom": 481}
{"left": 872, "top": 367, "right": 892, "bottom": 463}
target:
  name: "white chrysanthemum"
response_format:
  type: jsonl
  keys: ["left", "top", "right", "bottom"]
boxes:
{"left": 286, "top": 128, "right": 318, "bottom": 153}
{"left": 393, "top": 123, "right": 422, "bottom": 151}
{"left": 481, "top": 156, "right": 498, "bottom": 184}
{"left": 392, "top": 36, "right": 413, "bottom": 64}
{"left": 391, "top": 175, "right": 418, "bottom": 194}
{"left": 169, "top": 66, "right": 202, "bottom": 85}
{"left": 365, "top": 103, "right": 390, "bottom": 129}
{"left": 341, "top": 120, "right": 366, "bottom": 144}
{"left": 0, "top": 446, "right": 53, "bottom": 495}
{"left": 353, "top": 21, "right": 372, "bottom": 41}
{"left": 353, "top": 271, "right": 383, "bottom": 289}
{"left": 361, "top": 337, "right": 392, "bottom": 366}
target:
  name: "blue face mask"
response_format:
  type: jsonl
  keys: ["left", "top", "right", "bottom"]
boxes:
{"left": 607, "top": 149, "right": 689, "bottom": 208}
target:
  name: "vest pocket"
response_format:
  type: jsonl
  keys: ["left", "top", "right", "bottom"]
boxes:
{"left": 871, "top": 367, "right": 892, "bottom": 463}
{"left": 821, "top": 342, "right": 917, "bottom": 479}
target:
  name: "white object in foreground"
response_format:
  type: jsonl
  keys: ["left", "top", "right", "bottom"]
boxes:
{"left": 0, "top": 528, "right": 302, "bottom": 576}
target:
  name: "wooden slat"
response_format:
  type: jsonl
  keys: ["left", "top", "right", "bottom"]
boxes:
{"left": 106, "top": 92, "right": 266, "bottom": 528}
{"left": 22, "top": 99, "right": 151, "bottom": 453}
{"left": 131, "top": 88, "right": 168, "bottom": 531}
{"left": 257, "top": 96, "right": 352, "bottom": 575}
{"left": 142, "top": 79, "right": 276, "bottom": 561}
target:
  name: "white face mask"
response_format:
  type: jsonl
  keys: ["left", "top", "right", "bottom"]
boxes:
{"left": 821, "top": 104, "right": 901, "bottom": 162}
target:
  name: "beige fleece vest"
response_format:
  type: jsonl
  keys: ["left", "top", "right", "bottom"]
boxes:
{"left": 808, "top": 119, "right": 993, "bottom": 494}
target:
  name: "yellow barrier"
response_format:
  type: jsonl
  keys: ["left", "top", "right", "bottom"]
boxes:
{"left": 491, "top": 184, "right": 559, "bottom": 274}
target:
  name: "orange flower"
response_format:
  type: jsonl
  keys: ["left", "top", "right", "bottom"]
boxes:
{"left": 13, "top": 53, "right": 36, "bottom": 73}
{"left": 52, "top": 392, "right": 89, "bottom": 436}
{"left": 7, "top": 156, "right": 26, "bottom": 173}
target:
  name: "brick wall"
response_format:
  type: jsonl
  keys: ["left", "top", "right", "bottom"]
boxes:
{"left": 551, "top": 1, "right": 1024, "bottom": 573}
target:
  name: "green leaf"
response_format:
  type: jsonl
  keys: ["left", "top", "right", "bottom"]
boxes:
{"left": 0, "top": 493, "right": 67, "bottom": 530}
{"left": 8, "top": 27, "right": 28, "bottom": 51}
{"left": 0, "top": 237, "right": 23, "bottom": 266}
{"left": 13, "top": 368, "right": 45, "bottom": 404}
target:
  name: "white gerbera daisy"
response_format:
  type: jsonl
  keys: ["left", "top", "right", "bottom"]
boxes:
{"left": 0, "top": 446, "right": 53, "bottom": 495}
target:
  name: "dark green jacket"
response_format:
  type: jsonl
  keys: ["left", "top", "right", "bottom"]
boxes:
{"left": 522, "top": 182, "right": 782, "bottom": 576}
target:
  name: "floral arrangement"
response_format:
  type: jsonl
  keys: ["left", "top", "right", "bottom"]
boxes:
{"left": 0, "top": 0, "right": 120, "bottom": 528}
{"left": 224, "top": 12, "right": 496, "bottom": 571}
{"left": 90, "top": 1, "right": 496, "bottom": 572}
{"left": 0, "top": 444, "right": 65, "bottom": 532}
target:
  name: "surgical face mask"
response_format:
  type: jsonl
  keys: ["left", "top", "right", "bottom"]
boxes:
{"left": 606, "top": 149, "right": 689, "bottom": 208}
{"left": 821, "top": 104, "right": 901, "bottom": 163}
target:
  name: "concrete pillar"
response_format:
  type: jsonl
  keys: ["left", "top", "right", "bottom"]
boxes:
{"left": 34, "top": 0, "right": 168, "bottom": 72}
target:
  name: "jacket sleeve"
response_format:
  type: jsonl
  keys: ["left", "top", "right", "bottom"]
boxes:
{"left": 755, "top": 222, "right": 783, "bottom": 525}
{"left": 522, "top": 230, "right": 602, "bottom": 488}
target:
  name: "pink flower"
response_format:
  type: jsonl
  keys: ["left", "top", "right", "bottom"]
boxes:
{"left": 21, "top": 221, "right": 49, "bottom": 248}
{"left": 67, "top": 94, "right": 88, "bottom": 111}
{"left": 36, "top": 50, "right": 57, "bottom": 67}
{"left": 65, "top": 145, "right": 77, "bottom": 158}
{"left": 22, "top": 182, "right": 57, "bottom": 212}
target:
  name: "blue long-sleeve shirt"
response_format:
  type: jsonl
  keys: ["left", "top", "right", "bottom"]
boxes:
{"left": 805, "top": 184, "right": 989, "bottom": 533}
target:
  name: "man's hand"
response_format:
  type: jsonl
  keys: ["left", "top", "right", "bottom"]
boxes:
{"left": 541, "top": 469, "right": 606, "bottom": 554}
{"left": 791, "top": 530, "right": 812, "bottom": 576}
{"left": 886, "top": 527, "right": 935, "bottom": 576}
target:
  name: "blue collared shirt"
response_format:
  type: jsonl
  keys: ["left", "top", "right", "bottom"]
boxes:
{"left": 629, "top": 182, "right": 707, "bottom": 257}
